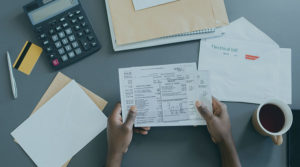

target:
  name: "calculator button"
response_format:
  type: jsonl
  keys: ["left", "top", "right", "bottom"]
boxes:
{"left": 40, "top": 33, "right": 47, "bottom": 39}
{"left": 60, "top": 17, "right": 66, "bottom": 22}
{"left": 68, "top": 35, "right": 75, "bottom": 42}
{"left": 43, "top": 40, "right": 50, "bottom": 46}
{"left": 46, "top": 47, "right": 52, "bottom": 52}
{"left": 78, "top": 16, "right": 84, "bottom": 20}
{"left": 65, "top": 28, "right": 72, "bottom": 35}
{"left": 68, "top": 51, "right": 76, "bottom": 58}
{"left": 81, "top": 22, "right": 86, "bottom": 27}
{"left": 84, "top": 28, "right": 90, "bottom": 34}
{"left": 61, "top": 55, "right": 68, "bottom": 62}
{"left": 63, "top": 23, "right": 69, "bottom": 28}
{"left": 77, "top": 31, "right": 83, "bottom": 37}
{"left": 62, "top": 38, "right": 69, "bottom": 45}
{"left": 68, "top": 13, "right": 74, "bottom": 18}
{"left": 56, "top": 26, "right": 62, "bottom": 31}
{"left": 50, "top": 21, "right": 56, "bottom": 27}
{"left": 55, "top": 41, "right": 62, "bottom": 48}
{"left": 80, "top": 40, "right": 90, "bottom": 51}
{"left": 75, "top": 10, "right": 81, "bottom": 15}
{"left": 52, "top": 59, "right": 60, "bottom": 66}
{"left": 75, "top": 25, "right": 80, "bottom": 31}
{"left": 52, "top": 35, "right": 59, "bottom": 42}
{"left": 49, "top": 54, "right": 55, "bottom": 59}
{"left": 49, "top": 29, "right": 55, "bottom": 34}
{"left": 87, "top": 35, "right": 94, "bottom": 41}
{"left": 71, "top": 19, "right": 77, "bottom": 24}
{"left": 91, "top": 42, "right": 97, "bottom": 47}
{"left": 58, "top": 31, "right": 66, "bottom": 38}
{"left": 65, "top": 45, "right": 72, "bottom": 52}
{"left": 72, "top": 41, "right": 79, "bottom": 48}
{"left": 58, "top": 48, "right": 65, "bottom": 55}
{"left": 75, "top": 48, "right": 82, "bottom": 55}
{"left": 35, "top": 26, "right": 43, "bottom": 33}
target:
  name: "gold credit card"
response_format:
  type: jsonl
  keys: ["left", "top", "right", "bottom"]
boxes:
{"left": 13, "top": 41, "right": 43, "bottom": 75}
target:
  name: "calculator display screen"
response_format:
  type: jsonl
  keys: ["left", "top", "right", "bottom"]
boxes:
{"left": 28, "top": 0, "right": 79, "bottom": 25}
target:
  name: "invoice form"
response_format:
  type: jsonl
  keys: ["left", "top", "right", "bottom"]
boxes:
{"left": 119, "top": 63, "right": 212, "bottom": 127}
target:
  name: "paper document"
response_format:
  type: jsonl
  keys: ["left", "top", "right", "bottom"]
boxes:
{"left": 119, "top": 63, "right": 212, "bottom": 127}
{"left": 198, "top": 18, "right": 292, "bottom": 105}
{"left": 108, "top": 0, "right": 229, "bottom": 45}
{"left": 199, "top": 38, "right": 291, "bottom": 104}
{"left": 132, "top": 0, "right": 176, "bottom": 11}
{"left": 11, "top": 80, "right": 107, "bottom": 167}
{"left": 220, "top": 17, "right": 279, "bottom": 47}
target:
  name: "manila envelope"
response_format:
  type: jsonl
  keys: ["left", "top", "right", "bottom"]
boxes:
{"left": 108, "top": 0, "right": 229, "bottom": 45}
{"left": 15, "top": 72, "right": 108, "bottom": 167}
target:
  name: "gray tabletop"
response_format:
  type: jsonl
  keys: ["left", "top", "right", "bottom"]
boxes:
{"left": 0, "top": 0, "right": 299, "bottom": 166}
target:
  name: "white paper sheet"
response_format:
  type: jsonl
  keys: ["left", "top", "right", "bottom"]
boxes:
{"left": 132, "top": 0, "right": 176, "bottom": 11}
{"left": 119, "top": 63, "right": 212, "bottom": 127}
{"left": 11, "top": 80, "right": 107, "bottom": 167}
{"left": 198, "top": 38, "right": 292, "bottom": 104}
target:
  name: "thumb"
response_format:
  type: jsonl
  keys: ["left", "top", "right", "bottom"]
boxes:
{"left": 124, "top": 106, "right": 137, "bottom": 128}
{"left": 195, "top": 101, "right": 213, "bottom": 121}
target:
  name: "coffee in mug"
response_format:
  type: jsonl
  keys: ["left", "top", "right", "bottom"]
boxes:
{"left": 252, "top": 99, "right": 293, "bottom": 146}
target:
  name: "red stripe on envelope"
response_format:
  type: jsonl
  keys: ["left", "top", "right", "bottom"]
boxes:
{"left": 245, "top": 55, "right": 259, "bottom": 60}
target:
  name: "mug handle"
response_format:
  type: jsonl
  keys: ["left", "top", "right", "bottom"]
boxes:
{"left": 271, "top": 135, "right": 283, "bottom": 146}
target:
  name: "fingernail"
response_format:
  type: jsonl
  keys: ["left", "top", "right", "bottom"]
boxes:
{"left": 195, "top": 101, "right": 201, "bottom": 108}
{"left": 130, "top": 106, "right": 137, "bottom": 113}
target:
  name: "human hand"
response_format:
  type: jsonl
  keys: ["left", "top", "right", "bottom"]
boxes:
{"left": 196, "top": 98, "right": 241, "bottom": 167}
{"left": 195, "top": 97, "right": 232, "bottom": 144}
{"left": 107, "top": 103, "right": 151, "bottom": 155}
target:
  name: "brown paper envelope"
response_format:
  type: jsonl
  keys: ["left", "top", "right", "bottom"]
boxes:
{"left": 108, "top": 0, "right": 229, "bottom": 45}
{"left": 210, "top": 0, "right": 229, "bottom": 26}
{"left": 31, "top": 72, "right": 107, "bottom": 113}
{"left": 15, "top": 72, "right": 108, "bottom": 167}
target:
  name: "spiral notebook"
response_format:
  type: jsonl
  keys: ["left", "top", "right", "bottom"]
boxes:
{"left": 105, "top": 0, "right": 228, "bottom": 51}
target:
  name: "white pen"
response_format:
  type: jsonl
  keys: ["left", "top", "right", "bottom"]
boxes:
{"left": 7, "top": 51, "right": 18, "bottom": 99}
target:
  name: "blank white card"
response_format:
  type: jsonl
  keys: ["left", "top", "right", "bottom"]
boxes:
{"left": 132, "top": 0, "right": 176, "bottom": 11}
{"left": 11, "top": 80, "right": 107, "bottom": 167}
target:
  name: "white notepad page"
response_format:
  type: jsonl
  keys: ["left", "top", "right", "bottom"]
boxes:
{"left": 11, "top": 80, "right": 107, "bottom": 167}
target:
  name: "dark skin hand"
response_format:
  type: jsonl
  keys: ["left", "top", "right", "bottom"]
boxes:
{"left": 196, "top": 98, "right": 241, "bottom": 167}
{"left": 106, "top": 98, "right": 241, "bottom": 167}
{"left": 106, "top": 103, "right": 150, "bottom": 167}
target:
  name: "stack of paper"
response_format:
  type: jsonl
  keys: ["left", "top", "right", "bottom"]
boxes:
{"left": 198, "top": 17, "right": 292, "bottom": 104}
{"left": 105, "top": 0, "right": 229, "bottom": 51}
{"left": 11, "top": 79, "right": 107, "bottom": 167}
{"left": 119, "top": 63, "right": 212, "bottom": 127}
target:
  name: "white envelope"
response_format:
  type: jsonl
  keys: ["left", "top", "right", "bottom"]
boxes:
{"left": 198, "top": 17, "right": 292, "bottom": 104}
{"left": 11, "top": 80, "right": 107, "bottom": 167}
{"left": 219, "top": 17, "right": 279, "bottom": 47}
{"left": 199, "top": 38, "right": 291, "bottom": 104}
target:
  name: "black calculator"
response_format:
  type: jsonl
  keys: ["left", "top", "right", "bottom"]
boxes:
{"left": 24, "top": 0, "right": 101, "bottom": 70}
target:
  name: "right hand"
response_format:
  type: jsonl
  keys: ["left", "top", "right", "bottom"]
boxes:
{"left": 195, "top": 97, "right": 232, "bottom": 144}
{"left": 107, "top": 103, "right": 151, "bottom": 155}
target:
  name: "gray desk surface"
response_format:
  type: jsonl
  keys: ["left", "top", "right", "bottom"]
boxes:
{"left": 0, "top": 0, "right": 299, "bottom": 166}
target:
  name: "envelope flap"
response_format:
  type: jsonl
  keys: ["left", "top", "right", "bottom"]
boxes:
{"left": 32, "top": 72, "right": 107, "bottom": 115}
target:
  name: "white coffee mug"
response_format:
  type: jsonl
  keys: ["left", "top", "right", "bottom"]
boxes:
{"left": 252, "top": 99, "right": 293, "bottom": 146}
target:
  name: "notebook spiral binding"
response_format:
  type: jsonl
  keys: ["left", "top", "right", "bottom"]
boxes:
{"left": 162, "top": 28, "right": 216, "bottom": 38}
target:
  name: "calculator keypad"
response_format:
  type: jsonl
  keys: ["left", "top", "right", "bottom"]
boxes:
{"left": 35, "top": 8, "right": 100, "bottom": 70}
